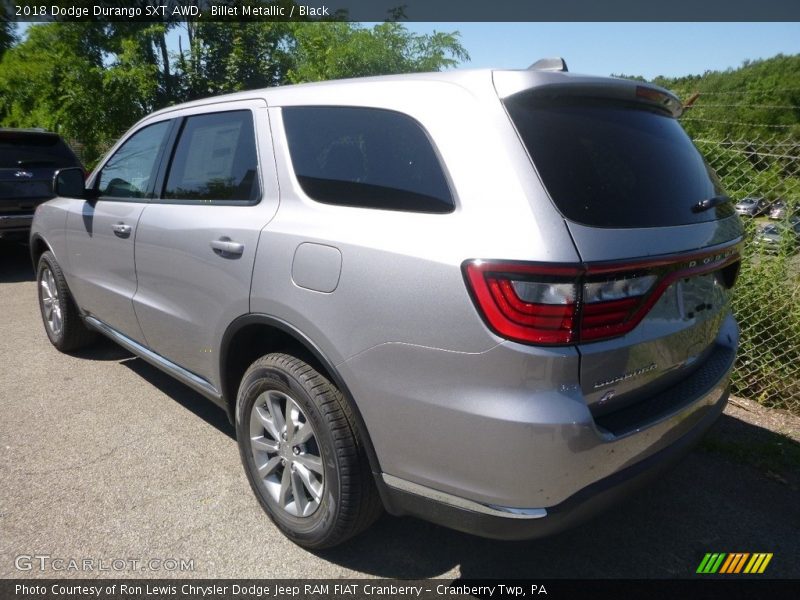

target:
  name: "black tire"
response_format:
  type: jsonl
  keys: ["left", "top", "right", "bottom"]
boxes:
{"left": 36, "top": 251, "right": 96, "bottom": 352}
{"left": 236, "top": 353, "right": 382, "bottom": 549}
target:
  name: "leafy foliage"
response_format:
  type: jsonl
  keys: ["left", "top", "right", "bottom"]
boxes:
{"left": 286, "top": 22, "right": 469, "bottom": 83}
{"left": 651, "top": 55, "right": 800, "bottom": 413}
{"left": 0, "top": 21, "right": 16, "bottom": 61}
{"left": 652, "top": 54, "right": 800, "bottom": 140}
{"left": 0, "top": 20, "right": 468, "bottom": 166}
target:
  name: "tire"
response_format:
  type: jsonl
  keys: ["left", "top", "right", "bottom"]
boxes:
{"left": 236, "top": 353, "right": 382, "bottom": 549}
{"left": 36, "top": 251, "right": 96, "bottom": 352}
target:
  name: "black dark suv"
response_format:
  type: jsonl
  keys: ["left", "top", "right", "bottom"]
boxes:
{"left": 1, "top": 129, "right": 82, "bottom": 240}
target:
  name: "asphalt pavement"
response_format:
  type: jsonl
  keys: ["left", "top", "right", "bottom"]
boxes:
{"left": 1, "top": 240, "right": 798, "bottom": 579}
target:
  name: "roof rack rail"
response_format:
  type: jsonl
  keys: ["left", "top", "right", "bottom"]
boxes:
{"left": 528, "top": 57, "right": 568, "bottom": 72}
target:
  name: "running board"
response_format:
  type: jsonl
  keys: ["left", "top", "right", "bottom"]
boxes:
{"left": 84, "top": 316, "right": 222, "bottom": 403}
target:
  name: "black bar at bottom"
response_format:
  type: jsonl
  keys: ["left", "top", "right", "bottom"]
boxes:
{"left": 2, "top": 579, "right": 799, "bottom": 600}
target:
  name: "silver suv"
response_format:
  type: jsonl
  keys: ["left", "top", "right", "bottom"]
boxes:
{"left": 31, "top": 63, "right": 742, "bottom": 549}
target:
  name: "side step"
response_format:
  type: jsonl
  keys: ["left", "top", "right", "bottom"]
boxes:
{"left": 84, "top": 315, "right": 222, "bottom": 403}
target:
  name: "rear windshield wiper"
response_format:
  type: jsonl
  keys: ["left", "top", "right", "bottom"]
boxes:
{"left": 692, "top": 195, "right": 730, "bottom": 213}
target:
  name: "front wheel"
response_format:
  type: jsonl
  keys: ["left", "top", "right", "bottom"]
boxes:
{"left": 236, "top": 353, "right": 382, "bottom": 549}
{"left": 36, "top": 251, "right": 96, "bottom": 352}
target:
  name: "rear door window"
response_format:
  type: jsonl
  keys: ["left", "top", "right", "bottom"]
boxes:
{"left": 282, "top": 106, "right": 454, "bottom": 213}
{"left": 163, "top": 110, "right": 260, "bottom": 202}
{"left": 503, "top": 94, "right": 732, "bottom": 228}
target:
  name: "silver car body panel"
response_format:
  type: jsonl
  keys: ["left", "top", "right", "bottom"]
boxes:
{"left": 130, "top": 99, "right": 277, "bottom": 382}
{"left": 343, "top": 314, "right": 736, "bottom": 508}
{"left": 64, "top": 199, "right": 148, "bottom": 343}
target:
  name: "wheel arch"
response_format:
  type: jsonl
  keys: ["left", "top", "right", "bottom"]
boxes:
{"left": 219, "top": 314, "right": 384, "bottom": 477}
{"left": 29, "top": 234, "right": 52, "bottom": 270}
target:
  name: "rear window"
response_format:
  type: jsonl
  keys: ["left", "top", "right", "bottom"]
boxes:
{"left": 0, "top": 132, "right": 80, "bottom": 169}
{"left": 503, "top": 94, "right": 732, "bottom": 228}
{"left": 282, "top": 107, "right": 454, "bottom": 213}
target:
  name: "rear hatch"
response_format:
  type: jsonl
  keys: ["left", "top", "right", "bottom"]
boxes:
{"left": 495, "top": 71, "right": 743, "bottom": 419}
{"left": 0, "top": 130, "right": 81, "bottom": 215}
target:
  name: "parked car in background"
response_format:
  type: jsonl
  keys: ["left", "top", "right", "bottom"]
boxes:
{"left": 30, "top": 63, "right": 743, "bottom": 548}
{"left": 0, "top": 129, "right": 82, "bottom": 241}
{"left": 754, "top": 219, "right": 800, "bottom": 254}
{"left": 734, "top": 196, "right": 766, "bottom": 217}
{"left": 769, "top": 199, "right": 789, "bottom": 220}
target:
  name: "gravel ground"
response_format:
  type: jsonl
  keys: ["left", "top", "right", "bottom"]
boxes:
{"left": 1, "top": 240, "right": 799, "bottom": 579}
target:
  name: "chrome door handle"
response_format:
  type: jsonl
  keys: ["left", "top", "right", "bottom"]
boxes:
{"left": 112, "top": 222, "right": 132, "bottom": 237}
{"left": 210, "top": 238, "right": 244, "bottom": 257}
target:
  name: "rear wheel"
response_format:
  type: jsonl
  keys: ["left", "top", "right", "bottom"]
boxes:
{"left": 36, "top": 251, "right": 96, "bottom": 352}
{"left": 236, "top": 353, "right": 382, "bottom": 548}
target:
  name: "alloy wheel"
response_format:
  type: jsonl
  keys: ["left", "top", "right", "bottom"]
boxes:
{"left": 40, "top": 266, "right": 63, "bottom": 337}
{"left": 249, "top": 390, "right": 324, "bottom": 517}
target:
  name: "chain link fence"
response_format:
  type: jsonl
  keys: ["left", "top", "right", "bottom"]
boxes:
{"left": 687, "top": 131, "right": 800, "bottom": 414}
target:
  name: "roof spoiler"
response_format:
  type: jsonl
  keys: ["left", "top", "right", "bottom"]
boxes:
{"left": 494, "top": 72, "right": 683, "bottom": 118}
{"left": 528, "top": 57, "right": 568, "bottom": 72}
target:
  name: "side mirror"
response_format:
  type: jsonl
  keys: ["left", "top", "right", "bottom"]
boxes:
{"left": 53, "top": 167, "right": 98, "bottom": 200}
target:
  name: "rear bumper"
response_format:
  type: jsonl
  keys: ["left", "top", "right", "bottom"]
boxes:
{"left": 0, "top": 213, "right": 33, "bottom": 238}
{"left": 348, "top": 313, "right": 737, "bottom": 539}
{"left": 380, "top": 379, "right": 728, "bottom": 540}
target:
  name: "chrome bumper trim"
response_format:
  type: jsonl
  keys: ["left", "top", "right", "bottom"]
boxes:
{"left": 382, "top": 474, "right": 547, "bottom": 520}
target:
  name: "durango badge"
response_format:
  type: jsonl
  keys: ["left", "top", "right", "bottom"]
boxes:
{"left": 593, "top": 363, "right": 658, "bottom": 389}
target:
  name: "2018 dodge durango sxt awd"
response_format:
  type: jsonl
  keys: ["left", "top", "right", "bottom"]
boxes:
{"left": 30, "top": 61, "right": 742, "bottom": 548}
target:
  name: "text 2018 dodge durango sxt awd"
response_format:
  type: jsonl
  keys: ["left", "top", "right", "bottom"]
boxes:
{"left": 30, "top": 59, "right": 742, "bottom": 548}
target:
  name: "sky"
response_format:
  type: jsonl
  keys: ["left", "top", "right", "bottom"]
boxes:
{"left": 400, "top": 22, "right": 800, "bottom": 79}
{"left": 15, "top": 21, "right": 800, "bottom": 81}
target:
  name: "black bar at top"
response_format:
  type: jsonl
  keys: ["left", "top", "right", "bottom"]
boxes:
{"left": 4, "top": 0, "right": 800, "bottom": 22}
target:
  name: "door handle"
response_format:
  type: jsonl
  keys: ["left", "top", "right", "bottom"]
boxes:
{"left": 112, "top": 222, "right": 132, "bottom": 237}
{"left": 210, "top": 237, "right": 244, "bottom": 257}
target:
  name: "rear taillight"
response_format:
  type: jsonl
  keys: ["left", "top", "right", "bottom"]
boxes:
{"left": 463, "top": 245, "right": 740, "bottom": 346}
{"left": 465, "top": 262, "right": 580, "bottom": 344}
{"left": 580, "top": 273, "right": 656, "bottom": 341}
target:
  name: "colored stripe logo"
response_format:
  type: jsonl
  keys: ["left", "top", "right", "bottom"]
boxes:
{"left": 697, "top": 553, "right": 773, "bottom": 574}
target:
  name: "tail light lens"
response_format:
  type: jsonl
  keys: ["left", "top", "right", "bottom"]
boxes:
{"left": 580, "top": 274, "right": 655, "bottom": 341}
{"left": 464, "top": 245, "right": 740, "bottom": 345}
{"left": 465, "top": 262, "right": 579, "bottom": 344}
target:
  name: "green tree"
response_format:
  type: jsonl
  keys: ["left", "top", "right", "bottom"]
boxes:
{"left": 0, "top": 0, "right": 17, "bottom": 59}
{"left": 655, "top": 54, "right": 800, "bottom": 140}
{"left": 0, "top": 21, "right": 16, "bottom": 61}
{"left": 0, "top": 19, "right": 469, "bottom": 166}
{"left": 178, "top": 21, "right": 293, "bottom": 100}
{"left": 286, "top": 22, "right": 469, "bottom": 83}
{"left": 0, "top": 23, "right": 109, "bottom": 161}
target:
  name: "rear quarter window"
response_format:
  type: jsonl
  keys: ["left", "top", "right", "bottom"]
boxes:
{"left": 503, "top": 94, "right": 733, "bottom": 228}
{"left": 282, "top": 106, "right": 454, "bottom": 214}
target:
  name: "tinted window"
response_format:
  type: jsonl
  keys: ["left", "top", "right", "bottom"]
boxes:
{"left": 164, "top": 111, "right": 260, "bottom": 202}
{"left": 97, "top": 121, "right": 171, "bottom": 199}
{"left": 0, "top": 131, "right": 80, "bottom": 168}
{"left": 282, "top": 107, "right": 453, "bottom": 213}
{"left": 504, "top": 94, "right": 732, "bottom": 228}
